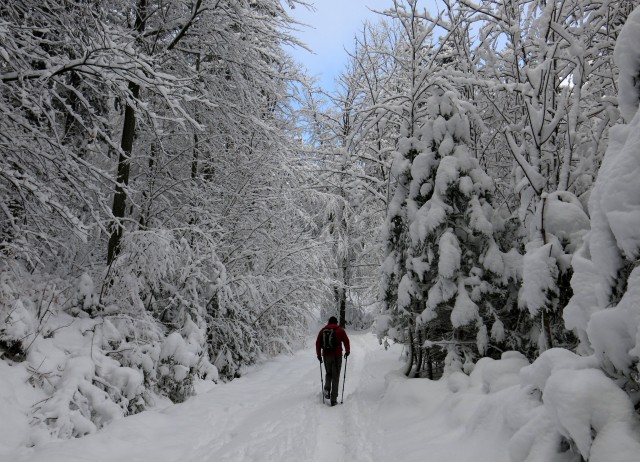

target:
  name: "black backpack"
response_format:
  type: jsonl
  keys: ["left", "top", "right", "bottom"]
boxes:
{"left": 322, "top": 328, "right": 337, "bottom": 352}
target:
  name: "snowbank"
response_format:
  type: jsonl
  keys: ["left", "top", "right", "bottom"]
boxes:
{"left": 377, "top": 345, "right": 639, "bottom": 462}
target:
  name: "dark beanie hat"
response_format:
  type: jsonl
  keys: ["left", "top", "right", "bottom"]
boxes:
{"left": 329, "top": 316, "right": 338, "bottom": 324}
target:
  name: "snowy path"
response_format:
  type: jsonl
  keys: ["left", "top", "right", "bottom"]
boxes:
{"left": 7, "top": 332, "right": 510, "bottom": 462}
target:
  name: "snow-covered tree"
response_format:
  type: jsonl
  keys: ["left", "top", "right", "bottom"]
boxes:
{"left": 440, "top": 0, "right": 639, "bottom": 355}
{"left": 376, "top": 0, "right": 438, "bottom": 341}
{"left": 380, "top": 84, "right": 524, "bottom": 377}
{"left": 298, "top": 20, "right": 406, "bottom": 329}
{"left": 563, "top": 3, "right": 640, "bottom": 401}
{"left": 0, "top": 0, "right": 332, "bottom": 440}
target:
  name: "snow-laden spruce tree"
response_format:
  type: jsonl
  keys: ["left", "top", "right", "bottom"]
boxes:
{"left": 376, "top": 0, "right": 436, "bottom": 370}
{"left": 563, "top": 3, "right": 640, "bottom": 402}
{"left": 500, "top": 8, "right": 640, "bottom": 461}
{"left": 376, "top": 1, "right": 523, "bottom": 377}
{"left": 379, "top": 84, "right": 523, "bottom": 377}
{"left": 457, "top": 0, "right": 638, "bottom": 356}
{"left": 518, "top": 191, "right": 589, "bottom": 354}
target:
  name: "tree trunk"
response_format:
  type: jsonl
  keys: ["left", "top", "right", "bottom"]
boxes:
{"left": 191, "top": 54, "right": 201, "bottom": 181}
{"left": 405, "top": 327, "right": 414, "bottom": 377}
{"left": 107, "top": 0, "right": 146, "bottom": 264}
{"left": 107, "top": 81, "right": 140, "bottom": 264}
{"left": 543, "top": 311, "right": 553, "bottom": 350}
{"left": 338, "top": 286, "right": 346, "bottom": 328}
{"left": 415, "top": 328, "right": 423, "bottom": 377}
{"left": 426, "top": 348, "right": 433, "bottom": 380}
{"left": 138, "top": 142, "right": 157, "bottom": 230}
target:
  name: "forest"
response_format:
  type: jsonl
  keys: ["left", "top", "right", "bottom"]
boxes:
{"left": 2, "top": 0, "right": 640, "bottom": 459}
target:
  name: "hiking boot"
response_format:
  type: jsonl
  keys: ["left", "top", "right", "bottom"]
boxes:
{"left": 324, "top": 391, "right": 330, "bottom": 400}
{"left": 331, "top": 401, "right": 337, "bottom": 406}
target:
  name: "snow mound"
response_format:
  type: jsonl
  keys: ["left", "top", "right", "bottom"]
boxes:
{"left": 615, "top": 6, "right": 640, "bottom": 122}
{"left": 544, "top": 368, "right": 640, "bottom": 460}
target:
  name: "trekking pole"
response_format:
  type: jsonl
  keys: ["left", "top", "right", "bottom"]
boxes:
{"left": 320, "top": 361, "right": 325, "bottom": 404}
{"left": 341, "top": 355, "right": 348, "bottom": 404}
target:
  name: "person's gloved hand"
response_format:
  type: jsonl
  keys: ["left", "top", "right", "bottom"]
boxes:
{"left": 344, "top": 352, "right": 350, "bottom": 358}
{"left": 317, "top": 356, "right": 322, "bottom": 363}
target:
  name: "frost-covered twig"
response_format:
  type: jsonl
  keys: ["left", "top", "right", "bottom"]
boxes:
{"left": 25, "top": 357, "right": 47, "bottom": 385}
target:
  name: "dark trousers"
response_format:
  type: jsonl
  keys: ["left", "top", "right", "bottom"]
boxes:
{"left": 323, "top": 355, "right": 342, "bottom": 403}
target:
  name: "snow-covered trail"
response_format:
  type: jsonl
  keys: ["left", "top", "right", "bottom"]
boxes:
{"left": 8, "top": 333, "right": 385, "bottom": 462}
{"left": 7, "top": 332, "right": 510, "bottom": 462}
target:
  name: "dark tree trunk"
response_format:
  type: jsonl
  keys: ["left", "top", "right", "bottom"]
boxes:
{"left": 107, "top": 81, "right": 140, "bottom": 264}
{"left": 138, "top": 143, "right": 157, "bottom": 230}
{"left": 415, "top": 328, "right": 423, "bottom": 377}
{"left": 191, "top": 54, "right": 201, "bottom": 181}
{"left": 338, "top": 285, "right": 346, "bottom": 328}
{"left": 191, "top": 132, "right": 199, "bottom": 180}
{"left": 426, "top": 348, "right": 433, "bottom": 380}
{"left": 106, "top": 0, "right": 146, "bottom": 264}
{"left": 405, "top": 327, "right": 414, "bottom": 377}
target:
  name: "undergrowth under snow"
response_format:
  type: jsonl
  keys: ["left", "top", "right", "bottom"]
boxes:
{"left": 0, "top": 268, "right": 218, "bottom": 445}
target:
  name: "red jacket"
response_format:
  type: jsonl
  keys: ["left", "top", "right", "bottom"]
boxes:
{"left": 316, "top": 323, "right": 350, "bottom": 357}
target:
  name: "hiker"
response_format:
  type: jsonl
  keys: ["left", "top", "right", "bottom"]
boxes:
{"left": 316, "top": 316, "right": 350, "bottom": 406}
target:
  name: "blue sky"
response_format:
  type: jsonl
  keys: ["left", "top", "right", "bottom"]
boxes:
{"left": 286, "top": 1, "right": 389, "bottom": 90}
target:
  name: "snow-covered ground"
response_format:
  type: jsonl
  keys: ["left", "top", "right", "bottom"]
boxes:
{"left": 3, "top": 331, "right": 515, "bottom": 462}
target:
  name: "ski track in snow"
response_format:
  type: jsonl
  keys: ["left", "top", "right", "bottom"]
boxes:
{"left": 6, "top": 332, "right": 510, "bottom": 462}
